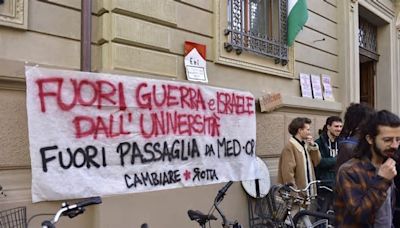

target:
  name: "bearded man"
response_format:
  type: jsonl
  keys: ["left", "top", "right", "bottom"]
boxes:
{"left": 335, "top": 110, "right": 400, "bottom": 227}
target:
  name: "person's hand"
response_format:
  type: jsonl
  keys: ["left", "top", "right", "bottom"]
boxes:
{"left": 306, "top": 135, "right": 315, "bottom": 146}
{"left": 378, "top": 158, "right": 397, "bottom": 180}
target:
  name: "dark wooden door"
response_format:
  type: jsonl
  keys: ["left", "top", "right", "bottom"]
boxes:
{"left": 360, "top": 61, "right": 375, "bottom": 107}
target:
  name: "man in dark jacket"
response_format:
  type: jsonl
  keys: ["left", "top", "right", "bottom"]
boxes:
{"left": 315, "top": 116, "right": 342, "bottom": 212}
{"left": 315, "top": 116, "right": 342, "bottom": 184}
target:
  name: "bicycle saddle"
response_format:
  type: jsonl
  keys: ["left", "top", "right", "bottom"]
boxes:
{"left": 188, "top": 210, "right": 217, "bottom": 225}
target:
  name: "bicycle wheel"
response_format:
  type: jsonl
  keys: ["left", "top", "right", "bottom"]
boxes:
{"left": 311, "top": 219, "right": 330, "bottom": 228}
{"left": 296, "top": 218, "right": 330, "bottom": 228}
{"left": 292, "top": 210, "right": 334, "bottom": 228}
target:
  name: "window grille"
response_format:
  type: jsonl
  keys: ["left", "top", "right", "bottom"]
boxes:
{"left": 358, "top": 17, "right": 379, "bottom": 61}
{"left": 225, "top": 0, "right": 288, "bottom": 65}
{"left": 359, "top": 18, "right": 377, "bottom": 52}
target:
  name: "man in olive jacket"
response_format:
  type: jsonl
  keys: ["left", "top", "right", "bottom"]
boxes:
{"left": 278, "top": 117, "right": 321, "bottom": 197}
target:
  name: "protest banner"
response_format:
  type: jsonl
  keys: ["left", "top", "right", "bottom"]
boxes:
{"left": 25, "top": 67, "right": 259, "bottom": 202}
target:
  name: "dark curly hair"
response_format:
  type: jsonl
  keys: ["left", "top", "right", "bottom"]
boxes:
{"left": 354, "top": 110, "right": 400, "bottom": 159}
{"left": 339, "top": 103, "right": 374, "bottom": 138}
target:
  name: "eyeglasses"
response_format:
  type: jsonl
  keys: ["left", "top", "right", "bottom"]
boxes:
{"left": 381, "top": 137, "right": 400, "bottom": 144}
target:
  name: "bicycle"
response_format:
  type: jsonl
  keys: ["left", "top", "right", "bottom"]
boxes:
{"left": 315, "top": 181, "right": 334, "bottom": 214}
{"left": 277, "top": 180, "right": 335, "bottom": 228}
{"left": 187, "top": 181, "right": 242, "bottom": 228}
{"left": 27, "top": 196, "right": 102, "bottom": 228}
{"left": 256, "top": 180, "right": 334, "bottom": 228}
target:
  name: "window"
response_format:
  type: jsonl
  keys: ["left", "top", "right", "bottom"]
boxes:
{"left": 358, "top": 17, "right": 379, "bottom": 61}
{"left": 225, "top": 0, "right": 288, "bottom": 65}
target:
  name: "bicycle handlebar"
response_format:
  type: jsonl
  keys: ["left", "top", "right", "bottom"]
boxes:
{"left": 215, "top": 181, "right": 233, "bottom": 203}
{"left": 214, "top": 181, "right": 233, "bottom": 225}
{"left": 42, "top": 196, "right": 102, "bottom": 228}
{"left": 76, "top": 196, "right": 102, "bottom": 208}
{"left": 287, "top": 180, "right": 321, "bottom": 193}
{"left": 213, "top": 181, "right": 242, "bottom": 228}
{"left": 318, "top": 185, "right": 333, "bottom": 192}
{"left": 188, "top": 181, "right": 241, "bottom": 227}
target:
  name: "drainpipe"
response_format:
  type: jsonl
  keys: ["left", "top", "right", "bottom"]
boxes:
{"left": 81, "top": 0, "right": 92, "bottom": 72}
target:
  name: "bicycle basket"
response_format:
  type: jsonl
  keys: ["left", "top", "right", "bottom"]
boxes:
{"left": 0, "top": 207, "right": 27, "bottom": 228}
{"left": 255, "top": 184, "right": 288, "bottom": 222}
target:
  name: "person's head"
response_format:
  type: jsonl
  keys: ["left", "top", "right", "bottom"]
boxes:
{"left": 340, "top": 103, "right": 374, "bottom": 138}
{"left": 355, "top": 110, "right": 400, "bottom": 162}
{"left": 325, "top": 116, "right": 343, "bottom": 139}
{"left": 288, "top": 117, "right": 312, "bottom": 141}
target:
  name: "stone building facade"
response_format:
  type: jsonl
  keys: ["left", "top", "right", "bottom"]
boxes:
{"left": 0, "top": 0, "right": 399, "bottom": 227}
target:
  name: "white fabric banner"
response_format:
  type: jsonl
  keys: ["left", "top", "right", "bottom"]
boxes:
{"left": 25, "top": 67, "right": 259, "bottom": 202}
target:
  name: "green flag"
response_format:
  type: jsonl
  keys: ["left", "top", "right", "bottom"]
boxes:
{"left": 287, "top": 0, "right": 309, "bottom": 46}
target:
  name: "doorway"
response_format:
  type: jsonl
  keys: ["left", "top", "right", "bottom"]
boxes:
{"left": 359, "top": 60, "right": 375, "bottom": 107}
{"left": 358, "top": 15, "right": 379, "bottom": 108}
